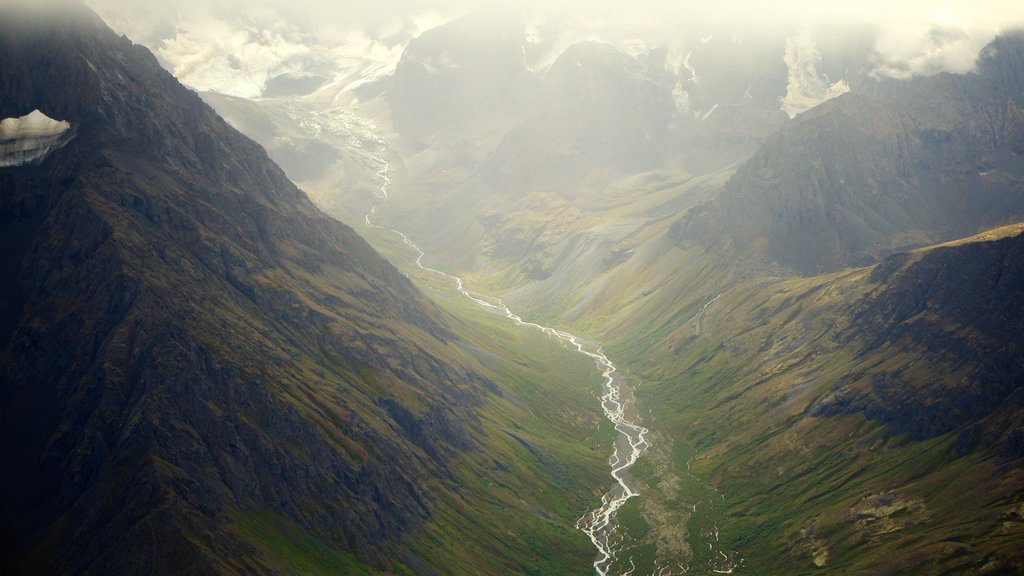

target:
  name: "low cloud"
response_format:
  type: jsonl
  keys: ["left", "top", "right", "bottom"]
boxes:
{"left": 871, "top": 16, "right": 1000, "bottom": 78}
{"left": 80, "top": 0, "right": 1024, "bottom": 97}
{"left": 86, "top": 0, "right": 449, "bottom": 97}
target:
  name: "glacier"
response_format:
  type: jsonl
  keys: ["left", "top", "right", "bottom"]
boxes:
{"left": 0, "top": 109, "right": 73, "bottom": 167}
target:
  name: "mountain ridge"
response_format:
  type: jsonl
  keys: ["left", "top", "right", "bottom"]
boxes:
{"left": 605, "top": 221, "right": 1024, "bottom": 574}
{"left": 675, "top": 31, "right": 1024, "bottom": 275}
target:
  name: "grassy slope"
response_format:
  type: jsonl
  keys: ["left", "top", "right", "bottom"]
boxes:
{"left": 217, "top": 249, "right": 615, "bottom": 574}
{"left": 206, "top": 84, "right": 1024, "bottom": 575}
{"left": 209, "top": 266, "right": 612, "bottom": 575}
{"left": 360, "top": 157, "right": 1024, "bottom": 574}
{"left": 242, "top": 216, "right": 1024, "bottom": 575}
{"left": 404, "top": 283, "right": 612, "bottom": 576}
{"left": 197, "top": 94, "right": 616, "bottom": 575}
{"left": 596, "top": 226, "right": 1024, "bottom": 575}
{"left": 213, "top": 188, "right": 610, "bottom": 574}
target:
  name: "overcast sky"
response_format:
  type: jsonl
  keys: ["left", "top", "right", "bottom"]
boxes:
{"left": 75, "top": 0, "right": 1024, "bottom": 97}
{"left": 83, "top": 0, "right": 1024, "bottom": 27}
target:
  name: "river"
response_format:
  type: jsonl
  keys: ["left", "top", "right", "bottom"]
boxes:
{"left": 362, "top": 154, "right": 652, "bottom": 576}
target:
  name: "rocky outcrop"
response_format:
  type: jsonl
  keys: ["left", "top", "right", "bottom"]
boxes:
{"left": 808, "top": 230, "right": 1024, "bottom": 444}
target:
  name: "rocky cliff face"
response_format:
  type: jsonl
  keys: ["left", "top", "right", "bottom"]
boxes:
{"left": 0, "top": 5, "right": 495, "bottom": 574}
{"left": 814, "top": 229, "right": 1024, "bottom": 446}
{"left": 677, "top": 32, "right": 1024, "bottom": 275}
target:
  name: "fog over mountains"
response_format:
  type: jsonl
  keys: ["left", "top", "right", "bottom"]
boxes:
{"left": 89, "top": 0, "right": 1022, "bottom": 102}
{"left": 4, "top": 0, "right": 1024, "bottom": 574}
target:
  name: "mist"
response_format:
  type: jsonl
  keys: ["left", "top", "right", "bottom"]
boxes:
{"left": 71, "top": 0, "right": 1023, "bottom": 99}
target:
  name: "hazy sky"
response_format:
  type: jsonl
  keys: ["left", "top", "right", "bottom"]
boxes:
{"left": 83, "top": 0, "right": 1024, "bottom": 28}
{"left": 77, "top": 0, "right": 1024, "bottom": 97}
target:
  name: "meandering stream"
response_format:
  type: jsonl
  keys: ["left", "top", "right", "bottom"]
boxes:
{"left": 362, "top": 154, "right": 651, "bottom": 575}
{"left": 289, "top": 105, "right": 708, "bottom": 574}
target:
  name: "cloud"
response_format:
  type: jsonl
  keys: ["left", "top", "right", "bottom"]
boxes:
{"left": 79, "top": 0, "right": 1024, "bottom": 97}
{"left": 85, "top": 0, "right": 451, "bottom": 97}
{"left": 870, "top": 14, "right": 1001, "bottom": 78}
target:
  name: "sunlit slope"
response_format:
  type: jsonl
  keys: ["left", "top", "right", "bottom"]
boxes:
{"left": 605, "top": 223, "right": 1024, "bottom": 574}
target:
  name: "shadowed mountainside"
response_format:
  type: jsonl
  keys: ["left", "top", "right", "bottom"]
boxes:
{"left": 0, "top": 5, "right": 607, "bottom": 575}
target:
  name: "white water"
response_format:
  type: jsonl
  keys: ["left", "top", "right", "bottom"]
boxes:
{"left": 363, "top": 156, "right": 651, "bottom": 576}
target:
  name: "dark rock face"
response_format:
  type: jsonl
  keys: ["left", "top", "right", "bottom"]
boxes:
{"left": 676, "top": 32, "right": 1024, "bottom": 275}
{"left": 262, "top": 72, "right": 328, "bottom": 98}
{"left": 848, "top": 233, "right": 1024, "bottom": 440}
{"left": 0, "top": 5, "right": 490, "bottom": 574}
{"left": 807, "top": 231, "right": 1024, "bottom": 444}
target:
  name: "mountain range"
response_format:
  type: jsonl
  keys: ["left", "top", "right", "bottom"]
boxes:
{"left": 4, "top": 2, "right": 1024, "bottom": 575}
{"left": 284, "top": 12, "right": 1024, "bottom": 574}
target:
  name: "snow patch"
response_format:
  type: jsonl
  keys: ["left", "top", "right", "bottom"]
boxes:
{"left": 0, "top": 109, "right": 69, "bottom": 139}
{"left": 780, "top": 31, "right": 849, "bottom": 118}
{"left": 0, "top": 110, "right": 73, "bottom": 167}
{"left": 700, "top": 103, "right": 719, "bottom": 122}
{"left": 682, "top": 51, "right": 698, "bottom": 84}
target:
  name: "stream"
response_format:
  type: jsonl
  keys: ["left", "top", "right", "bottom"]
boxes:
{"left": 288, "top": 105, "right": 712, "bottom": 574}
{"left": 363, "top": 154, "right": 652, "bottom": 576}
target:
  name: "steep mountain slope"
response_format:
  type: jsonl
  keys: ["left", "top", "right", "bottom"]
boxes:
{"left": 608, "top": 223, "right": 1024, "bottom": 574}
{"left": 0, "top": 5, "right": 607, "bottom": 575}
{"left": 678, "top": 32, "right": 1024, "bottom": 275}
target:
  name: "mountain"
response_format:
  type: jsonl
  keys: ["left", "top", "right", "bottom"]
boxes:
{"left": 0, "top": 5, "right": 607, "bottom": 574}
{"left": 197, "top": 13, "right": 803, "bottom": 296}
{"left": 482, "top": 41, "right": 677, "bottom": 195}
{"left": 128, "top": 8, "right": 1024, "bottom": 573}
{"left": 819, "top": 224, "right": 1024, "bottom": 441}
{"left": 387, "top": 7, "right": 534, "bottom": 148}
{"left": 677, "top": 32, "right": 1024, "bottom": 275}
{"left": 615, "top": 223, "right": 1024, "bottom": 574}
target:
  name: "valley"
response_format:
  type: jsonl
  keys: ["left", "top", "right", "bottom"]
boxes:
{"left": 4, "top": 1, "right": 1024, "bottom": 574}
{"left": 302, "top": 103, "right": 666, "bottom": 575}
{"left": 198, "top": 17, "right": 1024, "bottom": 574}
